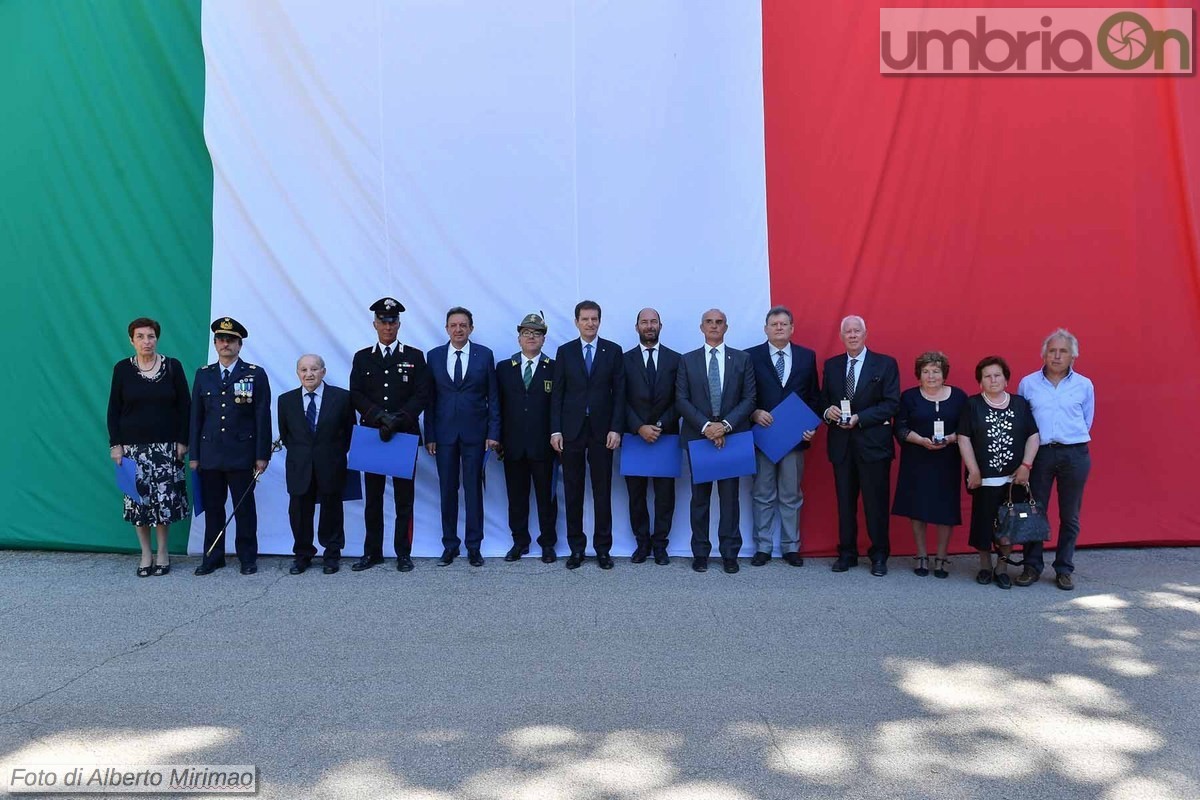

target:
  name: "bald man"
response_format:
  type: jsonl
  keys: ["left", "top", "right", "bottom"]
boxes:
{"left": 278, "top": 354, "right": 356, "bottom": 574}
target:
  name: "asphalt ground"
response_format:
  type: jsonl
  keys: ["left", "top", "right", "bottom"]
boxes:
{"left": 1, "top": 547, "right": 1197, "bottom": 800}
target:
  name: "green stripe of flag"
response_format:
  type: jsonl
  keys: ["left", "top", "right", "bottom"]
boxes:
{"left": 0, "top": 0, "right": 212, "bottom": 551}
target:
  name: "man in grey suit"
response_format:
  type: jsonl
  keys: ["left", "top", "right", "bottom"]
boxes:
{"left": 676, "top": 309, "right": 757, "bottom": 574}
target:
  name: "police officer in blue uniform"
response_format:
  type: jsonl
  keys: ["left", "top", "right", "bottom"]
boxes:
{"left": 349, "top": 297, "right": 432, "bottom": 572}
{"left": 189, "top": 317, "right": 273, "bottom": 575}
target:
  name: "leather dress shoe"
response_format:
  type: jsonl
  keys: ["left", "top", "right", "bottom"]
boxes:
{"left": 322, "top": 560, "right": 340, "bottom": 575}
{"left": 438, "top": 549, "right": 459, "bottom": 566}
{"left": 653, "top": 549, "right": 670, "bottom": 566}
{"left": 750, "top": 552, "right": 771, "bottom": 567}
{"left": 723, "top": 558, "right": 740, "bottom": 574}
{"left": 504, "top": 544, "right": 529, "bottom": 562}
{"left": 783, "top": 552, "right": 804, "bottom": 567}
{"left": 240, "top": 563, "right": 258, "bottom": 575}
{"left": 193, "top": 561, "right": 225, "bottom": 576}
{"left": 396, "top": 556, "right": 414, "bottom": 572}
{"left": 541, "top": 548, "right": 557, "bottom": 564}
{"left": 597, "top": 553, "right": 614, "bottom": 570}
{"left": 630, "top": 544, "right": 650, "bottom": 564}
{"left": 468, "top": 550, "right": 484, "bottom": 567}
{"left": 692, "top": 557, "right": 708, "bottom": 573}
{"left": 565, "top": 552, "right": 585, "bottom": 570}
{"left": 352, "top": 555, "right": 384, "bottom": 572}
{"left": 289, "top": 560, "right": 310, "bottom": 575}
{"left": 870, "top": 559, "right": 888, "bottom": 577}
{"left": 831, "top": 557, "right": 859, "bottom": 572}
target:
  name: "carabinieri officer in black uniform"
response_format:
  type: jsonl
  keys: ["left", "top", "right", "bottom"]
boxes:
{"left": 349, "top": 297, "right": 432, "bottom": 572}
{"left": 189, "top": 317, "right": 273, "bottom": 575}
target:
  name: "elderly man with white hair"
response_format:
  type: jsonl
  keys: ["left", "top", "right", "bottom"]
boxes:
{"left": 1016, "top": 328, "right": 1095, "bottom": 591}
{"left": 821, "top": 315, "right": 901, "bottom": 576}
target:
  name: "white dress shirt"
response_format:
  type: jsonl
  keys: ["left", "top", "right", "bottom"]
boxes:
{"left": 446, "top": 340, "right": 472, "bottom": 378}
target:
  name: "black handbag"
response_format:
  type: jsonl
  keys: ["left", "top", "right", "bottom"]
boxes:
{"left": 994, "top": 483, "right": 1050, "bottom": 544}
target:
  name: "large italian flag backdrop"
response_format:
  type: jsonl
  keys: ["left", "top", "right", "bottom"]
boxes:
{"left": 2, "top": 0, "right": 1198, "bottom": 557}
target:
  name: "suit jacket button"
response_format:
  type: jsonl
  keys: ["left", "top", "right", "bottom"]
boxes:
{"left": 221, "top": 416, "right": 226, "bottom": 420}
{"left": 221, "top": 428, "right": 226, "bottom": 432}
{"left": 383, "top": 396, "right": 388, "bottom": 401}
{"left": 221, "top": 403, "right": 226, "bottom": 408}
{"left": 384, "top": 383, "right": 389, "bottom": 387}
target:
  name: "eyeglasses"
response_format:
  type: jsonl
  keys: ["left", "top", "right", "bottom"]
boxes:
{"left": 518, "top": 330, "right": 545, "bottom": 338}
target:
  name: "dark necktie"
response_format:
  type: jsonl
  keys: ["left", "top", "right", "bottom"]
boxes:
{"left": 384, "top": 345, "right": 392, "bottom": 359}
{"left": 523, "top": 360, "right": 533, "bottom": 389}
{"left": 775, "top": 350, "right": 785, "bottom": 383}
{"left": 584, "top": 343, "right": 594, "bottom": 375}
{"left": 845, "top": 357, "right": 858, "bottom": 399}
{"left": 222, "top": 367, "right": 230, "bottom": 382}
{"left": 305, "top": 392, "right": 317, "bottom": 432}
{"left": 453, "top": 350, "right": 463, "bottom": 386}
{"left": 708, "top": 348, "right": 722, "bottom": 413}
{"left": 646, "top": 348, "right": 657, "bottom": 385}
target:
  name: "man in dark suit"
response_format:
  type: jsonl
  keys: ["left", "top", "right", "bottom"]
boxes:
{"left": 425, "top": 306, "right": 501, "bottom": 567}
{"left": 278, "top": 354, "right": 356, "bottom": 575}
{"left": 623, "top": 307, "right": 681, "bottom": 565}
{"left": 676, "top": 309, "right": 757, "bottom": 574}
{"left": 550, "top": 299, "right": 625, "bottom": 570}
{"left": 349, "top": 297, "right": 431, "bottom": 573}
{"left": 496, "top": 312, "right": 558, "bottom": 563}
{"left": 189, "top": 317, "right": 273, "bottom": 576}
{"left": 820, "top": 315, "right": 901, "bottom": 576}
{"left": 747, "top": 306, "right": 821, "bottom": 567}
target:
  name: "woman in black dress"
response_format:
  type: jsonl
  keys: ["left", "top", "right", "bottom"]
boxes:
{"left": 892, "top": 352, "right": 966, "bottom": 578}
{"left": 107, "top": 317, "right": 191, "bottom": 576}
{"left": 956, "top": 356, "right": 1040, "bottom": 589}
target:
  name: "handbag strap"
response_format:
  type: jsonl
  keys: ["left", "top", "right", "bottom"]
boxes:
{"left": 1006, "top": 481, "right": 1038, "bottom": 510}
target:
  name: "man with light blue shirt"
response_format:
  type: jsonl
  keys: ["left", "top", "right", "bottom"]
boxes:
{"left": 1016, "top": 328, "right": 1095, "bottom": 590}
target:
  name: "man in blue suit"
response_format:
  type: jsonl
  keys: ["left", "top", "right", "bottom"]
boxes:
{"left": 425, "top": 307, "right": 500, "bottom": 566}
{"left": 550, "top": 300, "right": 626, "bottom": 570}
{"left": 189, "top": 317, "right": 273, "bottom": 576}
{"left": 746, "top": 306, "right": 821, "bottom": 567}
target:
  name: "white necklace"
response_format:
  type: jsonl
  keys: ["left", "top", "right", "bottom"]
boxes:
{"left": 919, "top": 387, "right": 949, "bottom": 402}
{"left": 983, "top": 391, "right": 1009, "bottom": 409}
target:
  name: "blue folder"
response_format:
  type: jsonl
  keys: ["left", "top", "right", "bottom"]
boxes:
{"left": 347, "top": 426, "right": 419, "bottom": 479}
{"left": 752, "top": 392, "right": 823, "bottom": 464}
{"left": 688, "top": 431, "right": 757, "bottom": 483}
{"left": 114, "top": 459, "right": 144, "bottom": 504}
{"left": 620, "top": 434, "right": 682, "bottom": 478}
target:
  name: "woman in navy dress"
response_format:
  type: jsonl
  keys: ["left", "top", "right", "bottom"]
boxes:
{"left": 892, "top": 352, "right": 966, "bottom": 578}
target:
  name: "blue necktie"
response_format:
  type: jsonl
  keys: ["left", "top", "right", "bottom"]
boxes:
{"left": 584, "top": 343, "right": 594, "bottom": 375}
{"left": 775, "top": 350, "right": 785, "bottom": 383}
{"left": 453, "top": 350, "right": 463, "bottom": 386}
{"left": 708, "top": 348, "right": 722, "bottom": 413}
{"left": 305, "top": 392, "right": 317, "bottom": 432}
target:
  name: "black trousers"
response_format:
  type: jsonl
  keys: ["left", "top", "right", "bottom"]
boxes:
{"left": 363, "top": 472, "right": 414, "bottom": 558}
{"left": 626, "top": 475, "right": 676, "bottom": 549}
{"left": 561, "top": 417, "right": 614, "bottom": 555}
{"left": 832, "top": 456, "right": 891, "bottom": 561}
{"left": 199, "top": 468, "right": 257, "bottom": 567}
{"left": 503, "top": 456, "right": 557, "bottom": 549}
{"left": 288, "top": 468, "right": 345, "bottom": 560}
{"left": 690, "top": 477, "right": 742, "bottom": 560}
